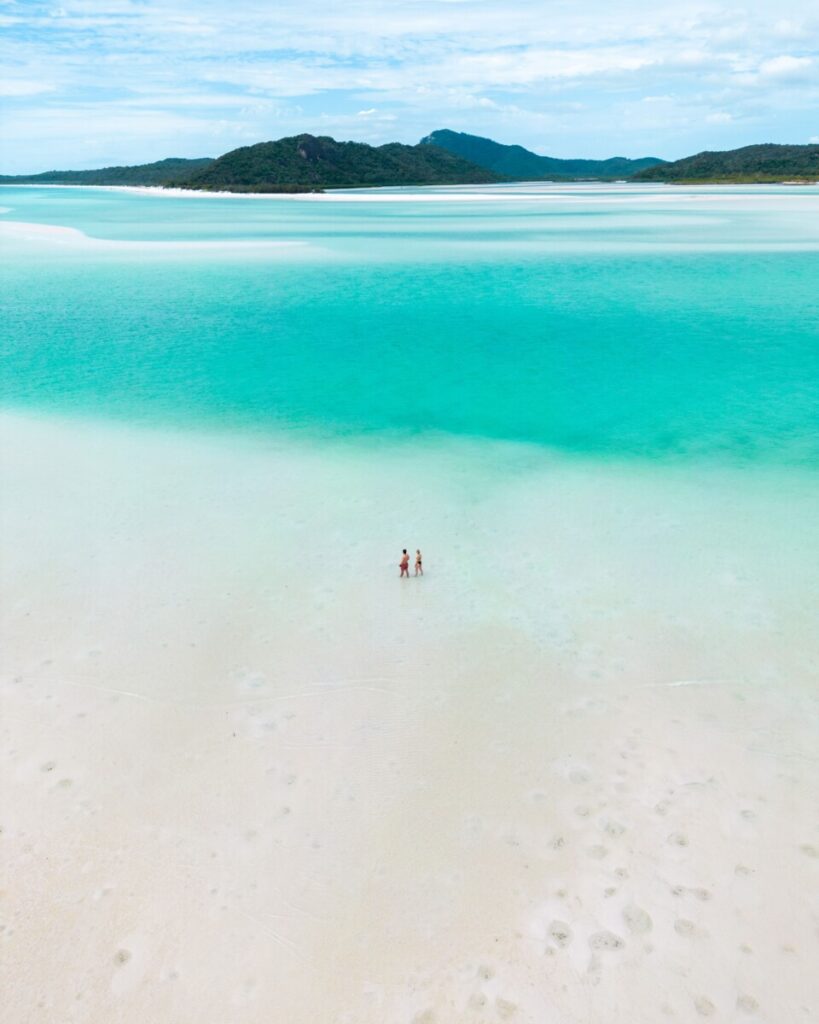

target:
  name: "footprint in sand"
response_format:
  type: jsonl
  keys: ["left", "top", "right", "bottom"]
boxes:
{"left": 736, "top": 995, "right": 759, "bottom": 1013}
{"left": 800, "top": 844, "right": 818, "bottom": 858}
{"left": 588, "top": 930, "right": 624, "bottom": 951}
{"left": 694, "top": 995, "right": 716, "bottom": 1016}
{"left": 114, "top": 949, "right": 131, "bottom": 967}
{"left": 496, "top": 997, "right": 518, "bottom": 1019}
{"left": 586, "top": 845, "right": 609, "bottom": 860}
{"left": 548, "top": 921, "right": 573, "bottom": 948}
{"left": 622, "top": 905, "right": 652, "bottom": 934}
{"left": 667, "top": 832, "right": 689, "bottom": 847}
{"left": 674, "top": 918, "right": 708, "bottom": 939}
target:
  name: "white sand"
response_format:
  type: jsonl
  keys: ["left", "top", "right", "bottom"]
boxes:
{"left": 0, "top": 220, "right": 316, "bottom": 256}
{"left": 1, "top": 411, "right": 817, "bottom": 1023}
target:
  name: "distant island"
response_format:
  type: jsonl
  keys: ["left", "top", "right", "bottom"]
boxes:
{"left": 634, "top": 144, "right": 819, "bottom": 183}
{"left": 0, "top": 157, "right": 213, "bottom": 187}
{"left": 173, "top": 134, "right": 499, "bottom": 191}
{"left": 421, "top": 129, "right": 664, "bottom": 179}
{"left": 0, "top": 132, "right": 661, "bottom": 192}
{"left": 3, "top": 134, "right": 818, "bottom": 191}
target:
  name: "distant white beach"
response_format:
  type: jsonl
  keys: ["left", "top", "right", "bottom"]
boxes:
{"left": 4, "top": 180, "right": 819, "bottom": 204}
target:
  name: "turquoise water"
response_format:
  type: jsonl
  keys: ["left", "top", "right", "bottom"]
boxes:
{"left": 2, "top": 184, "right": 818, "bottom": 463}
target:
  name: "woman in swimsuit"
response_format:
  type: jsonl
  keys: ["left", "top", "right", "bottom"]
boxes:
{"left": 399, "top": 549, "right": 410, "bottom": 578}
{"left": 414, "top": 549, "right": 423, "bottom": 576}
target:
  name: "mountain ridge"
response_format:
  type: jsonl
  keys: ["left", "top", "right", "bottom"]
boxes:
{"left": 420, "top": 129, "right": 665, "bottom": 179}
{"left": 4, "top": 135, "right": 817, "bottom": 190}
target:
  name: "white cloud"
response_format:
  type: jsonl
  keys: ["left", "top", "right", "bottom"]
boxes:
{"left": 0, "top": 79, "right": 55, "bottom": 96}
{"left": 1, "top": 0, "right": 818, "bottom": 169}
{"left": 758, "top": 55, "right": 814, "bottom": 78}
{"left": 353, "top": 107, "right": 398, "bottom": 122}
{"left": 774, "top": 20, "right": 805, "bottom": 39}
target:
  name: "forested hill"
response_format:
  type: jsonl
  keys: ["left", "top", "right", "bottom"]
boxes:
{"left": 421, "top": 129, "right": 664, "bottom": 179}
{"left": 633, "top": 144, "right": 819, "bottom": 182}
{"left": 177, "top": 134, "right": 500, "bottom": 191}
{"left": 7, "top": 138, "right": 819, "bottom": 191}
{"left": 0, "top": 157, "right": 214, "bottom": 186}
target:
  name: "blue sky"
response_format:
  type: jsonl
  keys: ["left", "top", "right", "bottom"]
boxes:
{"left": 1, "top": 0, "right": 817, "bottom": 172}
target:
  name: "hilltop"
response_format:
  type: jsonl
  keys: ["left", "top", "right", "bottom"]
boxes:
{"left": 633, "top": 144, "right": 819, "bottom": 183}
{"left": 176, "top": 135, "right": 500, "bottom": 192}
{"left": 421, "top": 129, "right": 664, "bottom": 180}
{"left": 0, "top": 157, "right": 214, "bottom": 187}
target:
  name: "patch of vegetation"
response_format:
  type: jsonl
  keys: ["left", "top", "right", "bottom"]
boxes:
{"left": 633, "top": 144, "right": 819, "bottom": 183}
{"left": 176, "top": 134, "right": 500, "bottom": 191}
{"left": 0, "top": 157, "right": 214, "bottom": 186}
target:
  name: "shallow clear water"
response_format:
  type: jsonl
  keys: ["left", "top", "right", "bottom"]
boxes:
{"left": 1, "top": 183, "right": 818, "bottom": 463}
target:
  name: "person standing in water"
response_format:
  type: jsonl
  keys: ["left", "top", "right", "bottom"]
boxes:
{"left": 415, "top": 549, "right": 423, "bottom": 576}
{"left": 399, "top": 549, "right": 410, "bottom": 578}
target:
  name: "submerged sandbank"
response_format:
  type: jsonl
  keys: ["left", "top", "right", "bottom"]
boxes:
{"left": 1, "top": 411, "right": 817, "bottom": 1023}
{"left": 6, "top": 216, "right": 819, "bottom": 259}
{"left": 0, "top": 220, "right": 316, "bottom": 256}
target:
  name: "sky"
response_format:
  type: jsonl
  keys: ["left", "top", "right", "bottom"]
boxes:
{"left": 1, "top": 0, "right": 818, "bottom": 173}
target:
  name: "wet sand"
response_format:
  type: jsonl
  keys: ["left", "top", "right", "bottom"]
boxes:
{"left": 1, "top": 411, "right": 817, "bottom": 1023}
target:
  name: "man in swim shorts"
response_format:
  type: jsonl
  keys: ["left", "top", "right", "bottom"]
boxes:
{"left": 399, "top": 549, "right": 410, "bottom": 578}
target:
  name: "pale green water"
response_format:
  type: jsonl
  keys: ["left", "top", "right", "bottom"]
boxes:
{"left": 1, "top": 183, "right": 818, "bottom": 463}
